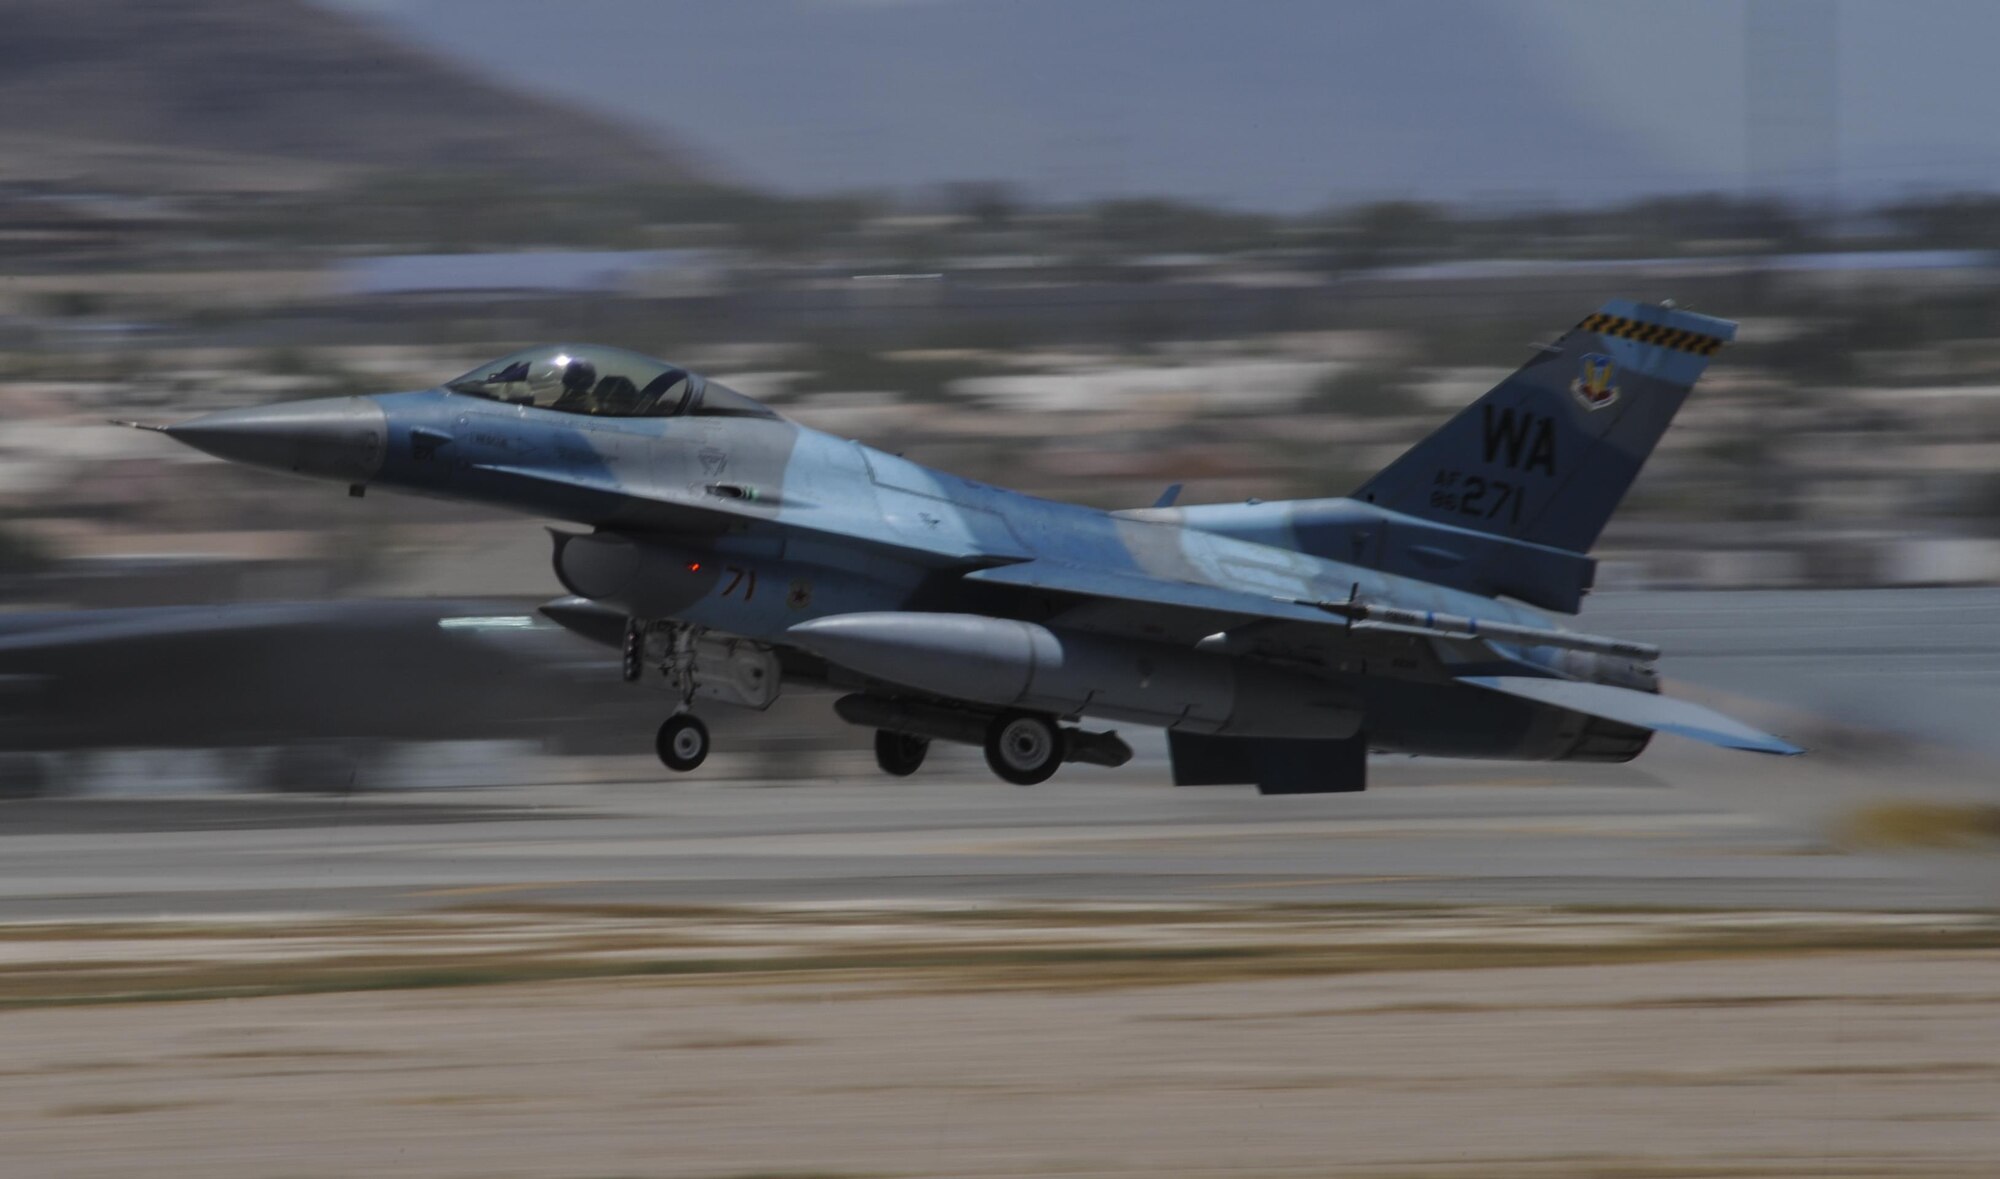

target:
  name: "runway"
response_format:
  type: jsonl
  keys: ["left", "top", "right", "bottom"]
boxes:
{"left": 0, "top": 740, "right": 1979, "bottom": 921}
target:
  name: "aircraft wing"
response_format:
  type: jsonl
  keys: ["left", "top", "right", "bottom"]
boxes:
{"left": 962, "top": 560, "right": 1332, "bottom": 632}
{"left": 964, "top": 562, "right": 1802, "bottom": 755}
{"left": 964, "top": 559, "right": 1586, "bottom": 657}
{"left": 1456, "top": 675, "right": 1803, "bottom": 756}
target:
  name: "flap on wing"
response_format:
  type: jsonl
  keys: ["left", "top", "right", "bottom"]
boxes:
{"left": 1457, "top": 675, "right": 1803, "bottom": 756}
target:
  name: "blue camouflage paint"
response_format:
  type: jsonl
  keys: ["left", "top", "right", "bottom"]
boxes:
{"left": 156, "top": 300, "right": 1800, "bottom": 765}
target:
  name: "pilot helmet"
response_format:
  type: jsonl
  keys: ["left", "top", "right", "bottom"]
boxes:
{"left": 560, "top": 357, "right": 598, "bottom": 394}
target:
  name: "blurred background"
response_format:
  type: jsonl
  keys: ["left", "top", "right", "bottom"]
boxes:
{"left": 7, "top": 6, "right": 2000, "bottom": 1177}
{"left": 6, "top": 0, "right": 2000, "bottom": 783}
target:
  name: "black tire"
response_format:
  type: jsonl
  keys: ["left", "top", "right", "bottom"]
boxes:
{"left": 983, "top": 711, "right": 1064, "bottom": 786}
{"left": 873, "top": 730, "right": 930, "bottom": 777}
{"left": 656, "top": 714, "right": 710, "bottom": 772}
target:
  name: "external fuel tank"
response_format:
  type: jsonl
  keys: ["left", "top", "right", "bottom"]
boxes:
{"left": 786, "top": 612, "right": 1360, "bottom": 738}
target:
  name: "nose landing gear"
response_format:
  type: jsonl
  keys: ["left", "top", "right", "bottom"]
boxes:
{"left": 621, "top": 620, "right": 782, "bottom": 777}
{"left": 656, "top": 713, "right": 711, "bottom": 772}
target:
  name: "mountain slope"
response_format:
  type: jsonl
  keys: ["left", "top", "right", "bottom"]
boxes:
{"left": 340, "top": 0, "right": 1697, "bottom": 210}
{"left": 0, "top": 0, "right": 706, "bottom": 186}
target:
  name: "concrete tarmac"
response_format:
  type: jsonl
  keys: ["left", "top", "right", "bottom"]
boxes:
{"left": 0, "top": 740, "right": 1977, "bottom": 921}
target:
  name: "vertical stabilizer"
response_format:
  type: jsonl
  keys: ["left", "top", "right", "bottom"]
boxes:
{"left": 1352, "top": 300, "right": 1735, "bottom": 554}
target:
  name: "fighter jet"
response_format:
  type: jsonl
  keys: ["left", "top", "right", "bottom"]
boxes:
{"left": 140, "top": 299, "right": 1799, "bottom": 793}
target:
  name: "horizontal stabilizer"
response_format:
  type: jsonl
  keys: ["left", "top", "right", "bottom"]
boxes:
{"left": 1457, "top": 675, "right": 1802, "bottom": 756}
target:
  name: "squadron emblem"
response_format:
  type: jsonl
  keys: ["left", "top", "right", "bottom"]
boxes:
{"left": 1570, "top": 352, "right": 1620, "bottom": 411}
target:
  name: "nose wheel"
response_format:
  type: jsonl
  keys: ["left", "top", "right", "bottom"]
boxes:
{"left": 984, "top": 711, "right": 1064, "bottom": 786}
{"left": 873, "top": 730, "right": 930, "bottom": 777}
{"left": 656, "top": 714, "right": 710, "bottom": 773}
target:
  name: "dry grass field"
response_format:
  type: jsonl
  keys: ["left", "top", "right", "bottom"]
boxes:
{"left": 1, "top": 904, "right": 1996, "bottom": 1178}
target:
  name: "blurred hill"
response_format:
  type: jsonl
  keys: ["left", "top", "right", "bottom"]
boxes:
{"left": 338, "top": 0, "right": 2000, "bottom": 210}
{"left": 0, "top": 0, "right": 708, "bottom": 191}
{"left": 336, "top": 0, "right": 1690, "bottom": 210}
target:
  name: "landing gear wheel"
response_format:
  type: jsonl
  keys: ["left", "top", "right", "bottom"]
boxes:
{"left": 874, "top": 730, "right": 930, "bottom": 777}
{"left": 656, "top": 714, "right": 710, "bottom": 773}
{"left": 984, "top": 711, "right": 1064, "bottom": 786}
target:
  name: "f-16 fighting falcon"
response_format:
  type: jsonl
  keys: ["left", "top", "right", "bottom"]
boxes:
{"left": 135, "top": 299, "right": 1800, "bottom": 793}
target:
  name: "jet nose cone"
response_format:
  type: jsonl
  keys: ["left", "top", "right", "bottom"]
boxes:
{"left": 166, "top": 397, "right": 388, "bottom": 484}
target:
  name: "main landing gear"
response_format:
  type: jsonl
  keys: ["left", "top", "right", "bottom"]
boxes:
{"left": 872, "top": 713, "right": 1063, "bottom": 784}
{"left": 656, "top": 713, "right": 710, "bottom": 773}
{"left": 983, "top": 710, "right": 1065, "bottom": 786}
{"left": 873, "top": 729, "right": 930, "bottom": 777}
{"left": 835, "top": 695, "right": 1129, "bottom": 786}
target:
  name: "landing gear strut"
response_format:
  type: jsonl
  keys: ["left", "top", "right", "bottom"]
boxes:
{"left": 873, "top": 730, "right": 930, "bottom": 777}
{"left": 984, "top": 711, "right": 1065, "bottom": 786}
{"left": 656, "top": 714, "right": 710, "bottom": 773}
{"left": 620, "top": 619, "right": 783, "bottom": 777}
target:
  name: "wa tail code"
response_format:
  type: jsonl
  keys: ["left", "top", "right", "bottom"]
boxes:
{"left": 1480, "top": 406, "right": 1556, "bottom": 476}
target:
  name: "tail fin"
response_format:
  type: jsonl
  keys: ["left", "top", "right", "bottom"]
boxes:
{"left": 1352, "top": 300, "right": 1735, "bottom": 554}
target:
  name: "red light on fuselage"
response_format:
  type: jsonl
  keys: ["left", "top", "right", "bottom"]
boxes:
{"left": 688, "top": 562, "right": 701, "bottom": 572}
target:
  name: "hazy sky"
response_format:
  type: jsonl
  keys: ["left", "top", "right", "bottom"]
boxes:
{"left": 1519, "top": 0, "right": 1997, "bottom": 196}
{"left": 323, "top": 0, "right": 2000, "bottom": 209}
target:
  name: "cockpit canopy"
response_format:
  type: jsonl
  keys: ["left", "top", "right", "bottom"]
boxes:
{"left": 445, "top": 345, "right": 776, "bottom": 420}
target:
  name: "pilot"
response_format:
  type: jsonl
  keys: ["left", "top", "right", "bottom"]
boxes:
{"left": 592, "top": 375, "right": 641, "bottom": 415}
{"left": 551, "top": 358, "right": 598, "bottom": 412}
